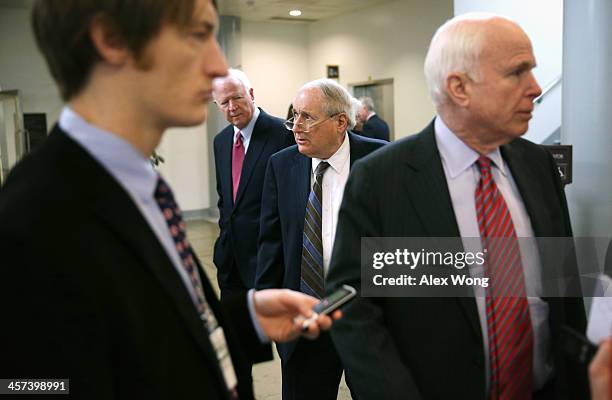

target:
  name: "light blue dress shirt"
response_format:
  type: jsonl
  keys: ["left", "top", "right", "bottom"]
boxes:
{"left": 59, "top": 106, "right": 268, "bottom": 342}
{"left": 434, "top": 116, "right": 553, "bottom": 392}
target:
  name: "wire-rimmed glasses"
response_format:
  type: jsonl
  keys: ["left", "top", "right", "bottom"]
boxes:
{"left": 284, "top": 112, "right": 341, "bottom": 133}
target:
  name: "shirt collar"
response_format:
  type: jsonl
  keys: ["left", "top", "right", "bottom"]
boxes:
{"left": 59, "top": 106, "right": 159, "bottom": 203}
{"left": 434, "top": 116, "right": 507, "bottom": 179}
{"left": 234, "top": 106, "right": 260, "bottom": 141}
{"left": 312, "top": 132, "right": 350, "bottom": 174}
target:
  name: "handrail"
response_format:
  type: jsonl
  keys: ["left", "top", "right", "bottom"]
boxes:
{"left": 534, "top": 75, "right": 562, "bottom": 104}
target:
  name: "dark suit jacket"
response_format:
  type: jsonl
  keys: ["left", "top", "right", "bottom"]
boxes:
{"left": 213, "top": 108, "right": 294, "bottom": 290}
{"left": 255, "top": 132, "right": 386, "bottom": 362}
{"left": 0, "top": 127, "right": 270, "bottom": 400}
{"left": 361, "top": 114, "right": 390, "bottom": 142}
{"left": 326, "top": 120, "right": 588, "bottom": 399}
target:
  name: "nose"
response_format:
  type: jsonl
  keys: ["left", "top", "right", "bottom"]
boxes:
{"left": 228, "top": 99, "right": 238, "bottom": 111}
{"left": 526, "top": 71, "right": 542, "bottom": 100}
{"left": 207, "top": 39, "right": 229, "bottom": 81}
{"left": 292, "top": 114, "right": 305, "bottom": 133}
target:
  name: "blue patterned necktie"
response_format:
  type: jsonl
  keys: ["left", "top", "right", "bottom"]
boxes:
{"left": 300, "top": 161, "right": 330, "bottom": 298}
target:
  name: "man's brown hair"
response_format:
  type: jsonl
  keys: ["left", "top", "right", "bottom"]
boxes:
{"left": 31, "top": 0, "right": 199, "bottom": 101}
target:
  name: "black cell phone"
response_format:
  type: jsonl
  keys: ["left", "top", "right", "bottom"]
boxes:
{"left": 302, "top": 285, "right": 357, "bottom": 330}
{"left": 562, "top": 326, "right": 598, "bottom": 365}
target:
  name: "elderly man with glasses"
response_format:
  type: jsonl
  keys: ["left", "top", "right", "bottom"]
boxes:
{"left": 212, "top": 69, "right": 294, "bottom": 302}
{"left": 255, "top": 78, "right": 386, "bottom": 400}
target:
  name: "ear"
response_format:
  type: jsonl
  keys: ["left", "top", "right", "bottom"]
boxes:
{"left": 336, "top": 113, "right": 349, "bottom": 133}
{"left": 445, "top": 72, "right": 471, "bottom": 107}
{"left": 89, "top": 14, "right": 129, "bottom": 66}
{"left": 248, "top": 87, "right": 255, "bottom": 101}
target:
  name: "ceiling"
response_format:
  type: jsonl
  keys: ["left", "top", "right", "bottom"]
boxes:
{"left": 0, "top": 0, "right": 393, "bottom": 22}
{"left": 0, "top": 0, "right": 33, "bottom": 8}
{"left": 218, "top": 0, "right": 393, "bottom": 22}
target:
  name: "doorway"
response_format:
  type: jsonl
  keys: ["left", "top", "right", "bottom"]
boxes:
{"left": 351, "top": 79, "right": 394, "bottom": 140}
{"left": 0, "top": 90, "right": 26, "bottom": 185}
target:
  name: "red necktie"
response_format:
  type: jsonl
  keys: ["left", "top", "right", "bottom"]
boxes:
{"left": 154, "top": 177, "right": 239, "bottom": 397}
{"left": 232, "top": 131, "right": 245, "bottom": 203}
{"left": 475, "top": 156, "right": 533, "bottom": 400}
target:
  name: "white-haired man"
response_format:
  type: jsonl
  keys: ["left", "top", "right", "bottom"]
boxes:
{"left": 357, "top": 96, "right": 390, "bottom": 141}
{"left": 326, "top": 13, "right": 588, "bottom": 399}
{"left": 255, "top": 79, "right": 386, "bottom": 399}
{"left": 212, "top": 69, "right": 294, "bottom": 300}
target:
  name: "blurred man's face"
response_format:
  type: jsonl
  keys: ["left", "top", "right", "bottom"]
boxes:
{"left": 128, "top": 0, "right": 228, "bottom": 128}
{"left": 292, "top": 87, "right": 346, "bottom": 159}
{"left": 213, "top": 78, "right": 256, "bottom": 130}
{"left": 358, "top": 105, "right": 369, "bottom": 122}
{"left": 464, "top": 20, "right": 542, "bottom": 144}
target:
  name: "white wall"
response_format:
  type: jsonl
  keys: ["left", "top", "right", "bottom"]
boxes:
{"left": 307, "top": 0, "right": 453, "bottom": 138}
{"left": 242, "top": 21, "right": 309, "bottom": 119}
{"left": 0, "top": 7, "right": 63, "bottom": 127}
{"left": 157, "top": 122, "right": 210, "bottom": 211}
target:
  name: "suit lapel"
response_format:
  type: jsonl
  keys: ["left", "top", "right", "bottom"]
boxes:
{"left": 501, "top": 143, "right": 551, "bottom": 236}
{"left": 218, "top": 126, "right": 234, "bottom": 208}
{"left": 56, "top": 132, "right": 221, "bottom": 363}
{"left": 292, "top": 152, "right": 311, "bottom": 223}
{"left": 234, "top": 110, "right": 271, "bottom": 208}
{"left": 403, "top": 123, "right": 461, "bottom": 237}
{"left": 90, "top": 188, "right": 220, "bottom": 358}
{"left": 405, "top": 122, "right": 482, "bottom": 339}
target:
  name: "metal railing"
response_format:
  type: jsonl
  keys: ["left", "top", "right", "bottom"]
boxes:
{"left": 534, "top": 75, "right": 562, "bottom": 105}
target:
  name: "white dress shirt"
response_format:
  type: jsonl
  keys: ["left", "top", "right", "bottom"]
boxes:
{"left": 434, "top": 116, "right": 553, "bottom": 392}
{"left": 311, "top": 133, "right": 351, "bottom": 276}
{"left": 233, "top": 107, "right": 260, "bottom": 153}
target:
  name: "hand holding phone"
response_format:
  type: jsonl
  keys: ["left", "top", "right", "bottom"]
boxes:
{"left": 302, "top": 285, "right": 356, "bottom": 331}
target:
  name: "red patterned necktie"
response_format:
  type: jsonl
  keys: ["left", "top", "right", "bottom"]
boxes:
{"left": 155, "top": 176, "right": 239, "bottom": 399}
{"left": 475, "top": 156, "right": 533, "bottom": 400}
{"left": 232, "top": 131, "right": 245, "bottom": 203}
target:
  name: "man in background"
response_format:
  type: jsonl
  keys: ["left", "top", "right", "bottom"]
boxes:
{"left": 212, "top": 69, "right": 294, "bottom": 300}
{"left": 256, "top": 79, "right": 386, "bottom": 399}
{"left": 327, "top": 13, "right": 588, "bottom": 399}
{"left": 0, "top": 1, "right": 334, "bottom": 399}
{"left": 356, "top": 96, "right": 390, "bottom": 141}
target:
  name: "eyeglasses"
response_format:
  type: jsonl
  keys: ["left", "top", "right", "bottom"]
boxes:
{"left": 284, "top": 112, "right": 341, "bottom": 133}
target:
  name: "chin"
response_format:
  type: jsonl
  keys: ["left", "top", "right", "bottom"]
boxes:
{"left": 297, "top": 144, "right": 313, "bottom": 157}
{"left": 182, "top": 110, "right": 208, "bottom": 126}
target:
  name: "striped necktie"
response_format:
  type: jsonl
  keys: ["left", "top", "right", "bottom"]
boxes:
{"left": 300, "top": 161, "right": 330, "bottom": 299}
{"left": 475, "top": 156, "right": 533, "bottom": 400}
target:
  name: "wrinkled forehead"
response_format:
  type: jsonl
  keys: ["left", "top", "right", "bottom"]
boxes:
{"left": 293, "top": 87, "right": 325, "bottom": 113}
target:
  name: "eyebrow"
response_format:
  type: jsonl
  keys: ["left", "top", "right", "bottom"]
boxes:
{"left": 514, "top": 60, "right": 536, "bottom": 71}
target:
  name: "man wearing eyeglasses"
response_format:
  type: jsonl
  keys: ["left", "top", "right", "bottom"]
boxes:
{"left": 255, "top": 79, "right": 386, "bottom": 400}
{"left": 212, "top": 69, "right": 294, "bottom": 301}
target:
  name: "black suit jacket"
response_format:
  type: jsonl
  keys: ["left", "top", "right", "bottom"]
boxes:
{"left": 326, "top": 121, "right": 588, "bottom": 399}
{"left": 213, "top": 108, "right": 294, "bottom": 290}
{"left": 255, "top": 132, "right": 386, "bottom": 362}
{"left": 0, "top": 127, "right": 270, "bottom": 400}
{"left": 361, "top": 114, "right": 390, "bottom": 142}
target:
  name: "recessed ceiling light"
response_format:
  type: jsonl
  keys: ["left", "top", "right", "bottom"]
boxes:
{"left": 289, "top": 9, "right": 302, "bottom": 17}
